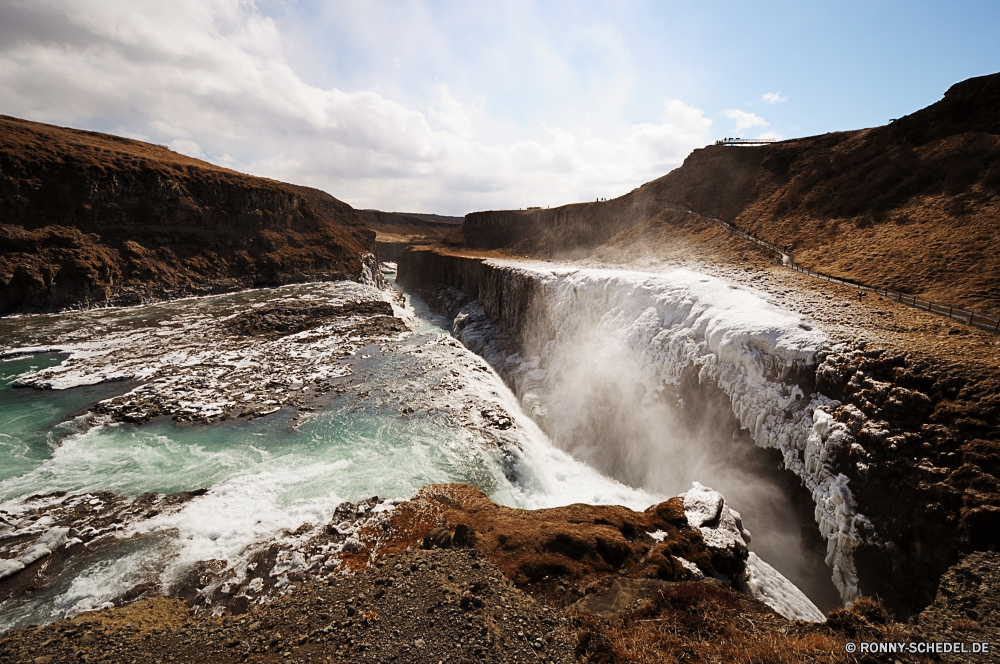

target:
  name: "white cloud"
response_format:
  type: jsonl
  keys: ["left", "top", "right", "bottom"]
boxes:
{"left": 168, "top": 139, "right": 206, "bottom": 159}
{"left": 762, "top": 92, "right": 788, "bottom": 104}
{"left": 723, "top": 109, "right": 768, "bottom": 133}
{"left": 755, "top": 130, "right": 783, "bottom": 141}
{"left": 0, "top": 0, "right": 714, "bottom": 215}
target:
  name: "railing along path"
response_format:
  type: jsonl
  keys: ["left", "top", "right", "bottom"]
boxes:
{"left": 697, "top": 214, "right": 999, "bottom": 333}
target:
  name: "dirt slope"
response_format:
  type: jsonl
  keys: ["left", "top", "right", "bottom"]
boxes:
{"left": 0, "top": 115, "right": 377, "bottom": 314}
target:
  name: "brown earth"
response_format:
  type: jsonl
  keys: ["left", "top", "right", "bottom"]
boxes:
{"left": 0, "top": 115, "right": 378, "bottom": 314}
{"left": 454, "top": 71, "right": 1000, "bottom": 317}
{"left": 356, "top": 209, "right": 462, "bottom": 262}
{"left": 1, "top": 484, "right": 954, "bottom": 664}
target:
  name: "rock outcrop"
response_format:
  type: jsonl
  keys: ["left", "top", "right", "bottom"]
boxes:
{"left": 0, "top": 115, "right": 379, "bottom": 313}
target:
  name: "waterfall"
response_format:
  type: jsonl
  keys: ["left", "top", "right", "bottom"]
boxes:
{"left": 445, "top": 260, "right": 868, "bottom": 605}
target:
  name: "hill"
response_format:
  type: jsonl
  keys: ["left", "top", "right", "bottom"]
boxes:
{"left": 356, "top": 209, "right": 462, "bottom": 261}
{"left": 0, "top": 115, "right": 378, "bottom": 314}
{"left": 454, "top": 72, "right": 1000, "bottom": 316}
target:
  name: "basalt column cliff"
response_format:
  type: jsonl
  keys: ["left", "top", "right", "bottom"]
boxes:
{"left": 0, "top": 115, "right": 379, "bottom": 313}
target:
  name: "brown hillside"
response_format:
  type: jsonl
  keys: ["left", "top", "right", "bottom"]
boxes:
{"left": 458, "top": 72, "right": 1000, "bottom": 316}
{"left": 0, "top": 115, "right": 377, "bottom": 314}
{"left": 356, "top": 209, "right": 461, "bottom": 262}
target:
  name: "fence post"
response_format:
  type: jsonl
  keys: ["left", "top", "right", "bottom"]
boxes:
{"left": 969, "top": 311, "right": 975, "bottom": 325}
{"left": 949, "top": 305, "right": 953, "bottom": 317}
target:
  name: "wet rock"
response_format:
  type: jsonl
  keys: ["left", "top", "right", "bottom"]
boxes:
{"left": 681, "top": 482, "right": 750, "bottom": 581}
{"left": 10, "top": 284, "right": 409, "bottom": 427}
{"left": 225, "top": 300, "right": 396, "bottom": 338}
{"left": 229, "top": 596, "right": 250, "bottom": 616}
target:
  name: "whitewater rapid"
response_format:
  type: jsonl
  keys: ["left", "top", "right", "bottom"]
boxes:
{"left": 0, "top": 278, "right": 658, "bottom": 632}
{"left": 446, "top": 261, "right": 867, "bottom": 606}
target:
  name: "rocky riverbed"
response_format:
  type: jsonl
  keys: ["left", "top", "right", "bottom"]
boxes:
{"left": 4, "top": 481, "right": 987, "bottom": 664}
{"left": 2, "top": 281, "right": 409, "bottom": 425}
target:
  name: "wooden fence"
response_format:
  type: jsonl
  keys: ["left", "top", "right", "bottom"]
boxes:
{"left": 705, "top": 216, "right": 1000, "bottom": 333}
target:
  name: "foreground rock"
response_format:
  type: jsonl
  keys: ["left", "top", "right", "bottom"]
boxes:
{"left": 2, "top": 483, "right": 964, "bottom": 663}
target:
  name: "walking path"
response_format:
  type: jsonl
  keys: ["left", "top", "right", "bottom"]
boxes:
{"left": 686, "top": 209, "right": 1000, "bottom": 333}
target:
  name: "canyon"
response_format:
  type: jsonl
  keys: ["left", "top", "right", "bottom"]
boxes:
{"left": 2, "top": 71, "right": 999, "bottom": 663}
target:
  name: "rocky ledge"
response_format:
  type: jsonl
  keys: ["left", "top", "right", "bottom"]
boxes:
{"left": 2, "top": 281, "right": 407, "bottom": 424}
{"left": 3, "top": 483, "right": 985, "bottom": 663}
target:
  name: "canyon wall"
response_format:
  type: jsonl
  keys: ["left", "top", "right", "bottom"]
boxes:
{"left": 399, "top": 247, "right": 999, "bottom": 619}
{"left": 0, "top": 115, "right": 379, "bottom": 313}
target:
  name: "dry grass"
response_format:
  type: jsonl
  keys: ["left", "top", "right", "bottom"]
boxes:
{"left": 576, "top": 590, "right": 930, "bottom": 664}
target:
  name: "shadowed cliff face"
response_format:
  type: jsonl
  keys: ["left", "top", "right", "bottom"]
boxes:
{"left": 0, "top": 115, "right": 377, "bottom": 313}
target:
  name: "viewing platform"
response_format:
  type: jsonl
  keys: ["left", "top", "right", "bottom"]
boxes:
{"left": 715, "top": 138, "right": 777, "bottom": 146}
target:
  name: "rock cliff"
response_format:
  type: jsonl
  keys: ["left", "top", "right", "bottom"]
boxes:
{"left": 0, "top": 115, "right": 378, "bottom": 313}
{"left": 455, "top": 72, "right": 1000, "bottom": 316}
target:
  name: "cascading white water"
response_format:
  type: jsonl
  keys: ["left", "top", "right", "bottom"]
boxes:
{"left": 0, "top": 278, "right": 661, "bottom": 632}
{"left": 451, "top": 261, "right": 869, "bottom": 608}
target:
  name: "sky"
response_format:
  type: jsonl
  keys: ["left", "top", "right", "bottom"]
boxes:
{"left": 1, "top": 1, "right": 997, "bottom": 216}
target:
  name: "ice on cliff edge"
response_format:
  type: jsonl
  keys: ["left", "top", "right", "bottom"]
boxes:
{"left": 683, "top": 483, "right": 825, "bottom": 623}
{"left": 455, "top": 263, "right": 869, "bottom": 605}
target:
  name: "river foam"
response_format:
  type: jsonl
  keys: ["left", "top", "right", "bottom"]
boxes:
{"left": 0, "top": 279, "right": 658, "bottom": 631}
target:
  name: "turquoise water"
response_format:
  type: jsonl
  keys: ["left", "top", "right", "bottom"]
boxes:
{"left": 0, "top": 280, "right": 655, "bottom": 630}
{"left": 0, "top": 403, "right": 509, "bottom": 506}
{"left": 0, "top": 353, "right": 135, "bottom": 484}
